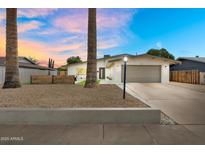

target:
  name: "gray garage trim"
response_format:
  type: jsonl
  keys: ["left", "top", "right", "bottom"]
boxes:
{"left": 122, "top": 65, "right": 161, "bottom": 83}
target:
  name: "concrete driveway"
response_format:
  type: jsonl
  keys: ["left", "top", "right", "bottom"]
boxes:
{"left": 124, "top": 83, "right": 205, "bottom": 124}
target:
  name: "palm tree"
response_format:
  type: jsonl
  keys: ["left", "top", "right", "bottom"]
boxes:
{"left": 84, "top": 8, "right": 97, "bottom": 88}
{"left": 3, "top": 8, "right": 21, "bottom": 88}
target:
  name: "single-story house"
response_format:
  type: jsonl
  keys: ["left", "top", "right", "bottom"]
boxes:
{"left": 170, "top": 56, "right": 205, "bottom": 84}
{"left": 67, "top": 53, "right": 179, "bottom": 84}
{"left": 0, "top": 57, "right": 57, "bottom": 84}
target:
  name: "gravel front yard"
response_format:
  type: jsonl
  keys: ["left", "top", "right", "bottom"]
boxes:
{"left": 0, "top": 84, "right": 148, "bottom": 108}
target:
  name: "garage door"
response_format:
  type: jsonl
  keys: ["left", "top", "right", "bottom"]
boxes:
{"left": 121, "top": 65, "right": 161, "bottom": 83}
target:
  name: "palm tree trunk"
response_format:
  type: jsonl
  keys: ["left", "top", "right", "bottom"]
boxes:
{"left": 84, "top": 8, "right": 97, "bottom": 88}
{"left": 3, "top": 8, "right": 21, "bottom": 88}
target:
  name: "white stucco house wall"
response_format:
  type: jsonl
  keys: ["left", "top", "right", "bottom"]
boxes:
{"left": 67, "top": 54, "right": 179, "bottom": 84}
{"left": 0, "top": 57, "right": 57, "bottom": 84}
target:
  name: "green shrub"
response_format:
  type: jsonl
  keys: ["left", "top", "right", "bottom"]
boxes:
{"left": 77, "top": 80, "right": 100, "bottom": 86}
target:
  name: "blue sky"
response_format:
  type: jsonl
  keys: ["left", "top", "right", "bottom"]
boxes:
{"left": 127, "top": 9, "right": 205, "bottom": 58}
{"left": 0, "top": 8, "right": 205, "bottom": 66}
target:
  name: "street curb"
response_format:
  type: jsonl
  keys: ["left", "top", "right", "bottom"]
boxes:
{"left": 0, "top": 108, "right": 160, "bottom": 124}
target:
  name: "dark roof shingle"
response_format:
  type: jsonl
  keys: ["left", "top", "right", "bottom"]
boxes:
{"left": 0, "top": 57, "right": 55, "bottom": 70}
{"left": 177, "top": 57, "right": 205, "bottom": 64}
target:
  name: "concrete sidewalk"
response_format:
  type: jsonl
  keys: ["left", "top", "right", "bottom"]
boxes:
{"left": 0, "top": 124, "right": 205, "bottom": 145}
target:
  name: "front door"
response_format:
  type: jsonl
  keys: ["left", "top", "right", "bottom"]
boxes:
{"left": 99, "top": 67, "right": 105, "bottom": 79}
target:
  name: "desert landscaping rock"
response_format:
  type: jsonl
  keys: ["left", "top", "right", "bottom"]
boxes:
{"left": 0, "top": 84, "right": 147, "bottom": 108}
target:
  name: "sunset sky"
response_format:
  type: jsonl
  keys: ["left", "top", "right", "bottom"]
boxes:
{"left": 0, "top": 8, "right": 205, "bottom": 67}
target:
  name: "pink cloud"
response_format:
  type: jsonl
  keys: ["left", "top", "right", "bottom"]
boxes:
{"left": 18, "top": 39, "right": 86, "bottom": 66}
{"left": 53, "top": 13, "right": 87, "bottom": 33}
{"left": 0, "top": 11, "right": 5, "bottom": 22}
{"left": 61, "top": 36, "right": 81, "bottom": 43}
{"left": 0, "top": 33, "right": 86, "bottom": 67}
{"left": 0, "top": 31, "right": 120, "bottom": 67}
{"left": 18, "top": 20, "right": 43, "bottom": 33}
{"left": 0, "top": 9, "right": 137, "bottom": 67}
{"left": 98, "top": 39, "right": 119, "bottom": 49}
{"left": 0, "top": 25, "right": 86, "bottom": 67}
{"left": 97, "top": 11, "right": 134, "bottom": 29}
{"left": 0, "top": 9, "right": 57, "bottom": 23}
{"left": 55, "top": 43, "right": 83, "bottom": 52}
{"left": 37, "top": 28, "right": 57, "bottom": 35}
{"left": 18, "top": 9, "right": 58, "bottom": 18}
{"left": 53, "top": 9, "right": 135, "bottom": 34}
{"left": 51, "top": 9, "right": 136, "bottom": 55}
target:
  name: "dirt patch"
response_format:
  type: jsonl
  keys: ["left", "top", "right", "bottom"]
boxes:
{"left": 0, "top": 84, "right": 148, "bottom": 108}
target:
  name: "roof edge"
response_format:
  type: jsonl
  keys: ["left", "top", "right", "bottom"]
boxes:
{"left": 177, "top": 57, "right": 205, "bottom": 64}
{"left": 68, "top": 53, "right": 180, "bottom": 66}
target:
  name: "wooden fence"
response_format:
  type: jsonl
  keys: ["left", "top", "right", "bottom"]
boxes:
{"left": 170, "top": 70, "right": 200, "bottom": 84}
{"left": 31, "top": 75, "right": 75, "bottom": 84}
{"left": 31, "top": 75, "right": 53, "bottom": 84}
{"left": 53, "top": 76, "right": 75, "bottom": 84}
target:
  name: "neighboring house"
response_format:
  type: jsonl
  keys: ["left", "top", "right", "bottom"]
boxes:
{"left": 170, "top": 57, "right": 205, "bottom": 84}
{"left": 57, "top": 64, "right": 67, "bottom": 76}
{"left": 67, "top": 53, "right": 179, "bottom": 84}
{"left": 0, "top": 57, "right": 57, "bottom": 84}
{"left": 170, "top": 57, "right": 205, "bottom": 72}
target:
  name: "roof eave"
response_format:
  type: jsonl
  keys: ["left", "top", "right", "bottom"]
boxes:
{"left": 177, "top": 58, "right": 205, "bottom": 64}
{"left": 143, "top": 54, "right": 181, "bottom": 65}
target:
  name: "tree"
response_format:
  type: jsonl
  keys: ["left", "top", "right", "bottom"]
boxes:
{"left": 147, "top": 48, "right": 175, "bottom": 60}
{"left": 84, "top": 8, "right": 97, "bottom": 88}
{"left": 67, "top": 56, "right": 82, "bottom": 64}
{"left": 27, "top": 57, "right": 39, "bottom": 64}
{"left": 48, "top": 58, "right": 55, "bottom": 75}
{"left": 57, "top": 65, "right": 67, "bottom": 71}
{"left": 3, "top": 8, "right": 21, "bottom": 89}
{"left": 48, "top": 58, "right": 55, "bottom": 68}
